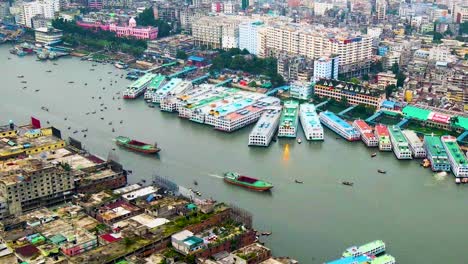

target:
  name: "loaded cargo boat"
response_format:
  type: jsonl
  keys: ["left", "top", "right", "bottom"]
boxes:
{"left": 223, "top": 172, "right": 273, "bottom": 191}
{"left": 115, "top": 136, "right": 160, "bottom": 154}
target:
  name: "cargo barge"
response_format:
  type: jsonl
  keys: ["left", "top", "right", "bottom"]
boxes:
{"left": 402, "top": 130, "right": 426, "bottom": 158}
{"left": 299, "top": 103, "right": 323, "bottom": 141}
{"left": 223, "top": 172, "right": 273, "bottom": 191}
{"left": 115, "top": 136, "right": 160, "bottom": 154}
{"left": 123, "top": 73, "right": 156, "bottom": 99}
{"left": 319, "top": 111, "right": 360, "bottom": 141}
{"left": 388, "top": 126, "right": 412, "bottom": 159}
{"left": 374, "top": 124, "right": 392, "bottom": 151}
{"left": 353, "top": 119, "right": 378, "bottom": 147}
{"left": 441, "top": 135, "right": 468, "bottom": 179}
{"left": 423, "top": 135, "right": 451, "bottom": 172}
{"left": 278, "top": 101, "right": 299, "bottom": 138}
{"left": 248, "top": 106, "right": 282, "bottom": 146}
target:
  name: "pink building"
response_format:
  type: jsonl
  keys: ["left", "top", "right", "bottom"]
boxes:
{"left": 76, "top": 17, "right": 158, "bottom": 40}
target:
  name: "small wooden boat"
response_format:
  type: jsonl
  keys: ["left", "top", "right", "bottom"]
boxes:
{"left": 371, "top": 153, "right": 377, "bottom": 158}
{"left": 294, "top": 179, "right": 303, "bottom": 184}
{"left": 297, "top": 138, "right": 302, "bottom": 144}
{"left": 378, "top": 169, "right": 386, "bottom": 174}
{"left": 342, "top": 181, "right": 353, "bottom": 186}
{"left": 261, "top": 232, "right": 272, "bottom": 236}
{"left": 194, "top": 180, "right": 198, "bottom": 185}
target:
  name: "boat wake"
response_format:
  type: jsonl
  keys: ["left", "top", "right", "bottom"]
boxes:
{"left": 207, "top": 174, "right": 223, "bottom": 179}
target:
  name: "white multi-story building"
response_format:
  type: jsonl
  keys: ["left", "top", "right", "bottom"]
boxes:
{"left": 313, "top": 56, "right": 339, "bottom": 82}
{"left": 258, "top": 22, "right": 372, "bottom": 76}
{"left": 223, "top": 1, "right": 236, "bottom": 14}
{"left": 19, "top": 0, "right": 60, "bottom": 28}
{"left": 428, "top": 46, "right": 452, "bottom": 63}
{"left": 191, "top": 15, "right": 243, "bottom": 49}
{"left": 290, "top": 81, "right": 313, "bottom": 100}
{"left": 314, "top": 1, "right": 334, "bottom": 16}
{"left": 34, "top": 27, "right": 62, "bottom": 45}
{"left": 375, "top": 0, "right": 387, "bottom": 21}
{"left": 453, "top": 4, "right": 468, "bottom": 23}
{"left": 239, "top": 21, "right": 263, "bottom": 55}
{"left": 367, "top": 27, "right": 382, "bottom": 39}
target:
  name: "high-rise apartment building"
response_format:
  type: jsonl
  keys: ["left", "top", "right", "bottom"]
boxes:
{"left": 313, "top": 56, "right": 339, "bottom": 81}
{"left": 18, "top": 0, "right": 59, "bottom": 28}
{"left": 239, "top": 21, "right": 263, "bottom": 55}
{"left": 191, "top": 15, "right": 243, "bottom": 49}
{"left": 376, "top": 0, "right": 387, "bottom": 21}
{"left": 258, "top": 22, "right": 372, "bottom": 76}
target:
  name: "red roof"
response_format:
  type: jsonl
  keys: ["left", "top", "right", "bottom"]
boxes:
{"left": 375, "top": 124, "right": 389, "bottom": 136}
{"left": 15, "top": 244, "right": 39, "bottom": 258}
{"left": 100, "top": 234, "right": 121, "bottom": 243}
{"left": 354, "top": 120, "right": 372, "bottom": 132}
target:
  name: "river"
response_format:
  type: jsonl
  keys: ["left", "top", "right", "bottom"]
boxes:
{"left": 1, "top": 45, "right": 467, "bottom": 263}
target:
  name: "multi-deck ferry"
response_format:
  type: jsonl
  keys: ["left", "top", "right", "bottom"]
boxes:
{"left": 342, "top": 240, "right": 386, "bottom": 258}
{"left": 353, "top": 119, "right": 377, "bottom": 147}
{"left": 423, "top": 135, "right": 451, "bottom": 172}
{"left": 374, "top": 124, "right": 392, "bottom": 151}
{"left": 152, "top": 78, "right": 192, "bottom": 104}
{"left": 388, "top": 126, "right": 412, "bottom": 159}
{"left": 278, "top": 101, "right": 299, "bottom": 138}
{"left": 122, "top": 73, "right": 156, "bottom": 99}
{"left": 441, "top": 135, "right": 468, "bottom": 178}
{"left": 144, "top": 75, "right": 166, "bottom": 100}
{"left": 299, "top": 103, "right": 324, "bottom": 141}
{"left": 326, "top": 254, "right": 396, "bottom": 264}
{"left": 402, "top": 130, "right": 426, "bottom": 158}
{"left": 248, "top": 106, "right": 282, "bottom": 146}
{"left": 319, "top": 111, "right": 360, "bottom": 141}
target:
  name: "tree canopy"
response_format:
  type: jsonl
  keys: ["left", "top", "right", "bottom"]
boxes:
{"left": 210, "top": 48, "right": 285, "bottom": 87}
{"left": 136, "top": 8, "right": 172, "bottom": 37}
{"left": 52, "top": 18, "right": 147, "bottom": 56}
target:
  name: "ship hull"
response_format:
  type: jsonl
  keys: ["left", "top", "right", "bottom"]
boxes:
{"left": 116, "top": 141, "right": 160, "bottom": 154}
{"left": 223, "top": 178, "right": 273, "bottom": 191}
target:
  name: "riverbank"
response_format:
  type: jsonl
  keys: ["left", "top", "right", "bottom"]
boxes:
{"left": 2, "top": 45, "right": 468, "bottom": 263}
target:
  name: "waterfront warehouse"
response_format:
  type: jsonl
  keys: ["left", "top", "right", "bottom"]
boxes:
{"left": 374, "top": 124, "right": 392, "bottom": 151}
{"left": 123, "top": 73, "right": 156, "bottom": 99}
{"left": 388, "top": 126, "right": 412, "bottom": 159}
{"left": 248, "top": 106, "right": 282, "bottom": 146}
{"left": 299, "top": 103, "right": 324, "bottom": 141}
{"left": 319, "top": 111, "right": 360, "bottom": 141}
{"left": 441, "top": 135, "right": 468, "bottom": 178}
{"left": 278, "top": 100, "right": 299, "bottom": 138}
{"left": 353, "top": 119, "right": 378, "bottom": 147}
{"left": 423, "top": 135, "right": 451, "bottom": 172}
{"left": 402, "top": 130, "right": 426, "bottom": 158}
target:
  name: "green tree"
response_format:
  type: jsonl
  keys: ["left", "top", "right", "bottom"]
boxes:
{"left": 248, "top": 81, "right": 257, "bottom": 87}
{"left": 432, "top": 32, "right": 443, "bottom": 43}
{"left": 396, "top": 72, "right": 406, "bottom": 87}
{"left": 391, "top": 62, "right": 399, "bottom": 75}
{"left": 362, "top": 74, "right": 370, "bottom": 81}
{"left": 444, "top": 29, "right": 453, "bottom": 36}
{"left": 349, "top": 77, "right": 360, "bottom": 85}
{"left": 370, "top": 60, "right": 383, "bottom": 73}
{"left": 340, "top": 95, "right": 349, "bottom": 106}
{"left": 136, "top": 8, "right": 172, "bottom": 37}
{"left": 176, "top": 50, "right": 188, "bottom": 60}
{"left": 385, "top": 84, "right": 396, "bottom": 99}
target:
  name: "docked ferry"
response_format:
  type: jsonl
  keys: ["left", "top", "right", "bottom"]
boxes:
{"left": 319, "top": 111, "right": 360, "bottom": 141}
{"left": 342, "top": 240, "right": 386, "bottom": 258}
{"left": 144, "top": 75, "right": 166, "bottom": 100}
{"left": 375, "top": 124, "right": 392, "bottom": 151}
{"left": 352, "top": 119, "right": 377, "bottom": 147}
{"left": 402, "top": 130, "right": 426, "bottom": 158}
{"left": 423, "top": 135, "right": 451, "bottom": 172}
{"left": 388, "top": 126, "right": 412, "bottom": 159}
{"left": 278, "top": 101, "right": 299, "bottom": 138}
{"left": 441, "top": 135, "right": 468, "bottom": 178}
{"left": 299, "top": 103, "right": 324, "bottom": 141}
{"left": 122, "top": 73, "right": 156, "bottom": 99}
{"left": 248, "top": 106, "right": 282, "bottom": 146}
